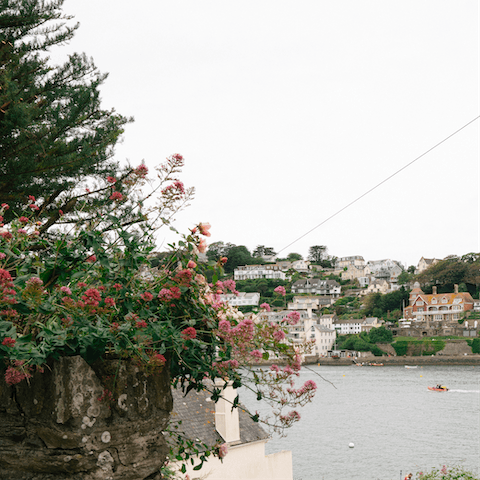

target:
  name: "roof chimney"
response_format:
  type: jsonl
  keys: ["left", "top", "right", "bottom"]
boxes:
{"left": 432, "top": 286, "right": 437, "bottom": 295}
{"left": 214, "top": 379, "right": 240, "bottom": 443}
{"left": 454, "top": 284, "right": 459, "bottom": 294}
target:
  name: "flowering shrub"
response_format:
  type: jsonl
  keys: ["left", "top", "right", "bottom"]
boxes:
{"left": 0, "top": 154, "right": 315, "bottom": 469}
{"left": 416, "top": 465, "right": 479, "bottom": 480}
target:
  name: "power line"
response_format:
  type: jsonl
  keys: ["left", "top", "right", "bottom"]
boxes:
{"left": 277, "top": 115, "right": 480, "bottom": 255}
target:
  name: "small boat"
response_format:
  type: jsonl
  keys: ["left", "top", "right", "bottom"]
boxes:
{"left": 428, "top": 386, "right": 448, "bottom": 392}
{"left": 405, "top": 365, "right": 417, "bottom": 369}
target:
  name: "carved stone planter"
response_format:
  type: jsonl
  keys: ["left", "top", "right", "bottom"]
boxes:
{"left": 0, "top": 356, "right": 172, "bottom": 480}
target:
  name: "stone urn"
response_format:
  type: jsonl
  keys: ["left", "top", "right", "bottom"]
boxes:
{"left": 0, "top": 355, "right": 173, "bottom": 480}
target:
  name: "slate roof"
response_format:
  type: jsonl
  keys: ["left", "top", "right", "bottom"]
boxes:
{"left": 169, "top": 387, "right": 269, "bottom": 448}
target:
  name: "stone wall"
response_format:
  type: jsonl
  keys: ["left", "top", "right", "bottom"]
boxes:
{"left": 0, "top": 356, "right": 172, "bottom": 480}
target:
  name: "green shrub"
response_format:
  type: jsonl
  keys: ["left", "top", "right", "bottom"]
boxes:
{"left": 471, "top": 338, "right": 480, "bottom": 354}
{"left": 392, "top": 340, "right": 408, "bottom": 356}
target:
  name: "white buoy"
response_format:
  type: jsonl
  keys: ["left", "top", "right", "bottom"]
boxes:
{"left": 349, "top": 443, "right": 354, "bottom": 448}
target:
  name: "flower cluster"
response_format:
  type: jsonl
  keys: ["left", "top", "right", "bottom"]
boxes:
{"left": 0, "top": 155, "right": 316, "bottom": 468}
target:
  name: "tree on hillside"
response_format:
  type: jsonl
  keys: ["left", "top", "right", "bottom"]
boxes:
{"left": 206, "top": 241, "right": 233, "bottom": 262}
{"left": 287, "top": 252, "right": 303, "bottom": 261}
{"left": 308, "top": 245, "right": 327, "bottom": 264}
{"left": 416, "top": 255, "right": 478, "bottom": 294}
{"left": 252, "top": 245, "right": 276, "bottom": 259}
{"left": 223, "top": 245, "right": 256, "bottom": 273}
{"left": 0, "top": 0, "right": 132, "bottom": 227}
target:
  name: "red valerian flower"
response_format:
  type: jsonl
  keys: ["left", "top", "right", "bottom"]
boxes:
{"left": 29, "top": 204, "right": 40, "bottom": 211}
{"left": 109, "top": 191, "right": 123, "bottom": 201}
{"left": 136, "top": 320, "right": 148, "bottom": 328}
{"left": 140, "top": 291, "right": 154, "bottom": 301}
{"left": 107, "top": 176, "right": 117, "bottom": 183}
{"left": 18, "top": 216, "right": 29, "bottom": 224}
{"left": 86, "top": 255, "right": 96, "bottom": 263}
{"left": 274, "top": 285, "right": 286, "bottom": 296}
{"left": 2, "top": 337, "right": 15, "bottom": 347}
{"left": 181, "top": 327, "right": 197, "bottom": 340}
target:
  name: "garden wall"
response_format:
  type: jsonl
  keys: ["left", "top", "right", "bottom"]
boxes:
{"left": 0, "top": 356, "right": 172, "bottom": 480}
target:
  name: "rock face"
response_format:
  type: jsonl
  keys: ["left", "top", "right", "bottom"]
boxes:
{"left": 0, "top": 356, "right": 172, "bottom": 480}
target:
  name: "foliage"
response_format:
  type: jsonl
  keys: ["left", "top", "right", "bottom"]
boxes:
{"left": 469, "top": 338, "right": 480, "bottom": 354}
{"left": 362, "top": 288, "right": 410, "bottom": 318}
{"left": 252, "top": 245, "right": 276, "bottom": 259}
{"left": 368, "top": 325, "right": 393, "bottom": 343}
{"left": 416, "top": 465, "right": 480, "bottom": 480}
{"left": 392, "top": 340, "right": 409, "bottom": 356}
{"left": 0, "top": 0, "right": 133, "bottom": 225}
{"left": 206, "top": 242, "right": 258, "bottom": 273}
{"left": 0, "top": 157, "right": 316, "bottom": 467}
{"left": 336, "top": 333, "right": 384, "bottom": 356}
{"left": 416, "top": 254, "right": 480, "bottom": 296}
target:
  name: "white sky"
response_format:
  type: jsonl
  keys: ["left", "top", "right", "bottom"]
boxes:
{"left": 56, "top": 0, "right": 479, "bottom": 267}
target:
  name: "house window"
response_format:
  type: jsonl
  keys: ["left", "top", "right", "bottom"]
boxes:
{"left": 416, "top": 301, "right": 424, "bottom": 306}
{"left": 435, "top": 315, "right": 442, "bottom": 320}
{"left": 431, "top": 298, "right": 437, "bottom": 304}
{"left": 441, "top": 297, "right": 448, "bottom": 303}
{"left": 417, "top": 307, "right": 424, "bottom": 312}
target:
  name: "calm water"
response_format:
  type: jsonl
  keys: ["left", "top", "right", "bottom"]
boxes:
{"left": 241, "top": 365, "right": 479, "bottom": 480}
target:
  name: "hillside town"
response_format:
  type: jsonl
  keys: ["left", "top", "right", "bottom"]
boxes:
{"left": 217, "top": 254, "right": 480, "bottom": 359}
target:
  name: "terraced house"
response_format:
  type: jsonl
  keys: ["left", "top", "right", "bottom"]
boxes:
{"left": 291, "top": 278, "right": 341, "bottom": 297}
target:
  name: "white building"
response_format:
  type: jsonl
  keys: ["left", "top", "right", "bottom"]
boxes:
{"left": 291, "top": 278, "right": 341, "bottom": 297}
{"left": 333, "top": 318, "right": 362, "bottom": 335}
{"left": 171, "top": 382, "right": 293, "bottom": 480}
{"left": 219, "top": 292, "right": 260, "bottom": 307}
{"left": 234, "top": 265, "right": 286, "bottom": 281}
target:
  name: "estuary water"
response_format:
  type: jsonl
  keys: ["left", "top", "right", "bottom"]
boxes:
{"left": 241, "top": 365, "right": 479, "bottom": 480}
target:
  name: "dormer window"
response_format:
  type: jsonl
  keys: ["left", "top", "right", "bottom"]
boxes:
{"left": 431, "top": 298, "right": 437, "bottom": 304}
{"left": 441, "top": 297, "right": 448, "bottom": 303}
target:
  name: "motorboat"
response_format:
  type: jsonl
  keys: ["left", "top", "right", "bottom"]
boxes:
{"left": 405, "top": 365, "right": 417, "bottom": 369}
{"left": 428, "top": 386, "right": 448, "bottom": 392}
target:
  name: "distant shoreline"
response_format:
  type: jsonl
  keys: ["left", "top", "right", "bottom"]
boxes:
{"left": 309, "top": 355, "right": 480, "bottom": 366}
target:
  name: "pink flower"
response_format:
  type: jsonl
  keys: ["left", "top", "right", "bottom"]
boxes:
{"left": 1, "top": 232, "right": 13, "bottom": 240}
{"left": 60, "top": 286, "right": 72, "bottom": 295}
{"left": 220, "top": 256, "right": 228, "bottom": 265}
{"left": 140, "top": 291, "right": 154, "bottom": 301}
{"left": 86, "top": 255, "right": 96, "bottom": 263}
{"left": 4, "top": 365, "right": 31, "bottom": 386}
{"left": 28, "top": 195, "right": 35, "bottom": 202}
{"left": 0, "top": 253, "right": 6, "bottom": 259}
{"left": 218, "top": 443, "right": 228, "bottom": 459}
{"left": 198, "top": 238, "right": 207, "bottom": 254}
{"left": 274, "top": 285, "right": 286, "bottom": 296}
{"left": 110, "top": 322, "right": 120, "bottom": 332}
{"left": 112, "top": 283, "right": 122, "bottom": 291}
{"left": 1, "top": 203, "right": 9, "bottom": 210}
{"left": 17, "top": 229, "right": 27, "bottom": 235}
{"left": 78, "top": 282, "right": 87, "bottom": 288}
{"left": 136, "top": 320, "right": 148, "bottom": 328}
{"left": 198, "top": 222, "right": 211, "bottom": 237}
{"left": 107, "top": 176, "right": 117, "bottom": 184}
{"left": 153, "top": 353, "right": 166, "bottom": 366}
{"left": 187, "top": 260, "right": 197, "bottom": 269}
{"left": 2, "top": 337, "right": 15, "bottom": 347}
{"left": 18, "top": 216, "right": 29, "bottom": 224}
{"left": 181, "top": 327, "right": 197, "bottom": 340}
{"left": 110, "top": 191, "right": 123, "bottom": 201}
{"left": 134, "top": 164, "right": 148, "bottom": 178}
{"left": 170, "top": 287, "right": 181, "bottom": 299}
{"left": 273, "top": 330, "right": 285, "bottom": 342}
{"left": 59, "top": 209, "right": 64, "bottom": 216}
{"left": 29, "top": 204, "right": 39, "bottom": 211}
{"left": 286, "top": 311, "right": 300, "bottom": 325}
{"left": 250, "top": 349, "right": 262, "bottom": 360}
{"left": 260, "top": 302, "right": 271, "bottom": 312}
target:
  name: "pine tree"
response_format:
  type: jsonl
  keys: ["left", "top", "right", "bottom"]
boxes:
{"left": 0, "top": 0, "right": 132, "bottom": 225}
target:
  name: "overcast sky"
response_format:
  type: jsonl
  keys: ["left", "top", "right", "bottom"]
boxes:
{"left": 56, "top": 0, "right": 479, "bottom": 267}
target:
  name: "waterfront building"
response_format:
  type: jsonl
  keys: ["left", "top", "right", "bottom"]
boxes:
{"left": 332, "top": 318, "right": 363, "bottom": 335}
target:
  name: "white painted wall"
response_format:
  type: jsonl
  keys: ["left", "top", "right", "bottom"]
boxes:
{"left": 176, "top": 441, "right": 293, "bottom": 480}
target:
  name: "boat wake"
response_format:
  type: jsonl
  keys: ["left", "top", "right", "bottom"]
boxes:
{"left": 448, "top": 389, "right": 480, "bottom": 393}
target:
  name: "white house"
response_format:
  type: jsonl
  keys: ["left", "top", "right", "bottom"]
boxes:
{"left": 171, "top": 382, "right": 293, "bottom": 480}
{"left": 234, "top": 265, "right": 286, "bottom": 281}
{"left": 333, "top": 318, "right": 362, "bottom": 335}
{"left": 291, "top": 278, "right": 341, "bottom": 297}
{"left": 219, "top": 292, "right": 260, "bottom": 307}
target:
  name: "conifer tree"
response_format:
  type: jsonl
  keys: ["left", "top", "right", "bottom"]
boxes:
{"left": 0, "top": 0, "right": 132, "bottom": 226}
